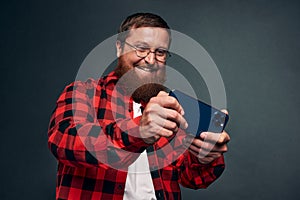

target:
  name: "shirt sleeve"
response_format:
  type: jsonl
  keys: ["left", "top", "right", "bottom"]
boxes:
{"left": 47, "top": 78, "right": 150, "bottom": 169}
{"left": 178, "top": 150, "right": 225, "bottom": 189}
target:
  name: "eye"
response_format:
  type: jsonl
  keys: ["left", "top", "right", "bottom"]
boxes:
{"left": 156, "top": 49, "right": 167, "bottom": 56}
{"left": 135, "top": 46, "right": 149, "bottom": 52}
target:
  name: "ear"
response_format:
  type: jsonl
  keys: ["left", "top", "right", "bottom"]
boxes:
{"left": 116, "top": 40, "right": 122, "bottom": 57}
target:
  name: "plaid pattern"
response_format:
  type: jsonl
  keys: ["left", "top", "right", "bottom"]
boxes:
{"left": 48, "top": 71, "right": 225, "bottom": 200}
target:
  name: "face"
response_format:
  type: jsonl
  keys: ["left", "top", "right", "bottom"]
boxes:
{"left": 115, "top": 27, "right": 170, "bottom": 102}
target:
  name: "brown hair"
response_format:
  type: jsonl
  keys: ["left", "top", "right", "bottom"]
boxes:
{"left": 117, "top": 13, "right": 171, "bottom": 43}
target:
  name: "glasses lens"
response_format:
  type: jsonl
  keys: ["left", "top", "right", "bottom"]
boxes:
{"left": 156, "top": 51, "right": 170, "bottom": 62}
{"left": 127, "top": 42, "right": 170, "bottom": 62}
{"left": 156, "top": 56, "right": 166, "bottom": 62}
{"left": 136, "top": 50, "right": 148, "bottom": 58}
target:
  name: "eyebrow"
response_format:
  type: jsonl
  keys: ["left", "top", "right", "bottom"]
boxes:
{"left": 133, "top": 41, "right": 168, "bottom": 50}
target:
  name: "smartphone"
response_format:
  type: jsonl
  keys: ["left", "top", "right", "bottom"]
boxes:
{"left": 169, "top": 89, "right": 229, "bottom": 137}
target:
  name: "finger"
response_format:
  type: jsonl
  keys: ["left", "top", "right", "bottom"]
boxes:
{"left": 198, "top": 156, "right": 216, "bottom": 165}
{"left": 157, "top": 91, "right": 169, "bottom": 97}
{"left": 149, "top": 122, "right": 175, "bottom": 138}
{"left": 155, "top": 115, "right": 179, "bottom": 133}
{"left": 156, "top": 127, "right": 175, "bottom": 138}
{"left": 151, "top": 95, "right": 185, "bottom": 116}
{"left": 212, "top": 144, "right": 228, "bottom": 153}
{"left": 199, "top": 144, "right": 227, "bottom": 155}
{"left": 140, "top": 119, "right": 174, "bottom": 138}
{"left": 144, "top": 104, "right": 188, "bottom": 129}
{"left": 187, "top": 138, "right": 204, "bottom": 149}
{"left": 221, "top": 109, "right": 229, "bottom": 115}
{"left": 163, "top": 108, "right": 188, "bottom": 129}
{"left": 217, "top": 131, "right": 230, "bottom": 144}
{"left": 190, "top": 138, "right": 215, "bottom": 153}
{"left": 188, "top": 138, "right": 228, "bottom": 153}
{"left": 185, "top": 140, "right": 210, "bottom": 155}
{"left": 143, "top": 135, "right": 161, "bottom": 144}
{"left": 198, "top": 150, "right": 222, "bottom": 159}
{"left": 188, "top": 150, "right": 215, "bottom": 164}
{"left": 200, "top": 131, "right": 230, "bottom": 144}
{"left": 187, "top": 143, "right": 221, "bottom": 159}
{"left": 147, "top": 125, "right": 174, "bottom": 138}
{"left": 199, "top": 132, "right": 220, "bottom": 143}
{"left": 182, "top": 135, "right": 194, "bottom": 146}
{"left": 170, "top": 96, "right": 185, "bottom": 115}
{"left": 188, "top": 142, "right": 224, "bottom": 158}
{"left": 186, "top": 143, "right": 200, "bottom": 155}
{"left": 153, "top": 135, "right": 161, "bottom": 141}
{"left": 188, "top": 142, "right": 201, "bottom": 153}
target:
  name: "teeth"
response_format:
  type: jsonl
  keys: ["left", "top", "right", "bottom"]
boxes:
{"left": 143, "top": 68, "right": 152, "bottom": 72}
{"left": 136, "top": 66, "right": 155, "bottom": 72}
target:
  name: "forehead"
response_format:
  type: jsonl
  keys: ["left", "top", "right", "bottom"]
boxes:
{"left": 126, "top": 27, "right": 170, "bottom": 48}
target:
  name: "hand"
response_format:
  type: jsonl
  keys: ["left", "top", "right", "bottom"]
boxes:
{"left": 183, "top": 110, "right": 230, "bottom": 164}
{"left": 140, "top": 91, "right": 188, "bottom": 144}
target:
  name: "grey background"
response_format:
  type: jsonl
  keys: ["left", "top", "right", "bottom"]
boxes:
{"left": 1, "top": 0, "right": 300, "bottom": 199}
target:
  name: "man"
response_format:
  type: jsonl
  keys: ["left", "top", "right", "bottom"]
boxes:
{"left": 48, "top": 13, "right": 230, "bottom": 200}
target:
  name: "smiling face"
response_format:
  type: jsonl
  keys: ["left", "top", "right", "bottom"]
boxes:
{"left": 115, "top": 27, "right": 171, "bottom": 102}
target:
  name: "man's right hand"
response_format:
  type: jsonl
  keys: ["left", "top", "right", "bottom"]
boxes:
{"left": 139, "top": 91, "right": 188, "bottom": 144}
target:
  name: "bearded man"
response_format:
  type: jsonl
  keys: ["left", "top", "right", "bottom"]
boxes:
{"left": 48, "top": 13, "right": 230, "bottom": 200}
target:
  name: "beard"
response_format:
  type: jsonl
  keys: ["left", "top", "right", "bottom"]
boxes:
{"left": 115, "top": 55, "right": 167, "bottom": 103}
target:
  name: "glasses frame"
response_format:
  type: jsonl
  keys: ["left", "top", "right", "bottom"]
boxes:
{"left": 123, "top": 41, "right": 171, "bottom": 62}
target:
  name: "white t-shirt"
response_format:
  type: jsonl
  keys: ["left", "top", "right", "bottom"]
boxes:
{"left": 123, "top": 102, "right": 157, "bottom": 200}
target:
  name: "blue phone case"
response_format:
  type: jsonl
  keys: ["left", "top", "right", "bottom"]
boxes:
{"left": 169, "top": 90, "right": 229, "bottom": 137}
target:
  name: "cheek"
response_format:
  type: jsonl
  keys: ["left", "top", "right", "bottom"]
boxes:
{"left": 128, "top": 50, "right": 141, "bottom": 62}
{"left": 155, "top": 65, "right": 166, "bottom": 77}
{"left": 122, "top": 52, "right": 141, "bottom": 66}
{"left": 158, "top": 66, "right": 166, "bottom": 74}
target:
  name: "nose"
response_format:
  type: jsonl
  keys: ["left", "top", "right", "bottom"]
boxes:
{"left": 144, "top": 51, "right": 156, "bottom": 65}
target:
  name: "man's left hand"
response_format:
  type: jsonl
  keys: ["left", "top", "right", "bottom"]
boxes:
{"left": 185, "top": 131, "right": 230, "bottom": 164}
{"left": 183, "top": 110, "right": 230, "bottom": 164}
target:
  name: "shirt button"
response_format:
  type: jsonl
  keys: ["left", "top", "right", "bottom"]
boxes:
{"left": 118, "top": 184, "right": 123, "bottom": 190}
{"left": 157, "top": 192, "right": 163, "bottom": 199}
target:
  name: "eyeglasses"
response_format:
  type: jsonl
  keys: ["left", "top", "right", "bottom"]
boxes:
{"left": 124, "top": 41, "right": 171, "bottom": 62}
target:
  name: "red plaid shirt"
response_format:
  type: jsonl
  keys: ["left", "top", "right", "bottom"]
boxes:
{"left": 48, "top": 71, "right": 225, "bottom": 200}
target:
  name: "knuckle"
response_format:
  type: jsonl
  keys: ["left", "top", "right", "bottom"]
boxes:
{"left": 149, "top": 97, "right": 159, "bottom": 103}
{"left": 170, "top": 111, "right": 179, "bottom": 119}
{"left": 202, "top": 142, "right": 209, "bottom": 149}
{"left": 173, "top": 127, "right": 179, "bottom": 133}
{"left": 161, "top": 130, "right": 172, "bottom": 137}
{"left": 198, "top": 151, "right": 208, "bottom": 158}
{"left": 144, "top": 104, "right": 157, "bottom": 114}
{"left": 170, "top": 122, "right": 177, "bottom": 130}
{"left": 145, "top": 117, "right": 155, "bottom": 126}
{"left": 217, "top": 135, "right": 225, "bottom": 143}
{"left": 143, "top": 105, "right": 152, "bottom": 113}
{"left": 223, "top": 145, "right": 228, "bottom": 152}
{"left": 170, "top": 97, "right": 177, "bottom": 105}
{"left": 143, "top": 109, "right": 151, "bottom": 115}
{"left": 158, "top": 91, "right": 167, "bottom": 96}
{"left": 192, "top": 139, "right": 201, "bottom": 147}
